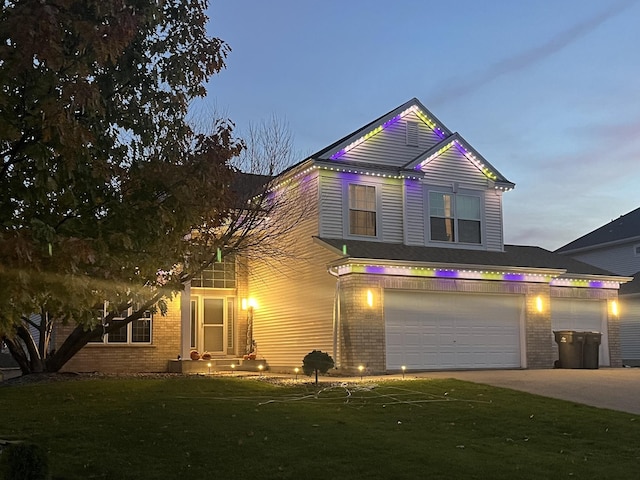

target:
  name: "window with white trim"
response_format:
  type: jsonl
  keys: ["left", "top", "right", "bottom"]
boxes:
{"left": 635, "top": 245, "right": 640, "bottom": 256}
{"left": 349, "top": 184, "right": 377, "bottom": 236}
{"left": 429, "top": 191, "right": 481, "bottom": 244}
{"left": 191, "top": 254, "right": 236, "bottom": 288}
{"left": 90, "top": 307, "right": 152, "bottom": 344}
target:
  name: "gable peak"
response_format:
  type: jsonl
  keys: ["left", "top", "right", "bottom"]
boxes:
{"left": 320, "top": 98, "right": 452, "bottom": 161}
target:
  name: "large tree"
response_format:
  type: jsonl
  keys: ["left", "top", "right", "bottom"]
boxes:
{"left": 0, "top": 0, "right": 306, "bottom": 374}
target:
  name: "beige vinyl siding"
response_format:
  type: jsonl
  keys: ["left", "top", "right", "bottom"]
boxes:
{"left": 422, "top": 146, "right": 491, "bottom": 189}
{"left": 484, "top": 189, "right": 505, "bottom": 251}
{"left": 318, "top": 170, "right": 344, "bottom": 238}
{"left": 335, "top": 113, "right": 445, "bottom": 167}
{"left": 404, "top": 179, "right": 425, "bottom": 245}
{"left": 319, "top": 171, "right": 404, "bottom": 243}
{"left": 250, "top": 178, "right": 338, "bottom": 369}
{"left": 422, "top": 146, "right": 504, "bottom": 250}
{"left": 381, "top": 181, "right": 404, "bottom": 243}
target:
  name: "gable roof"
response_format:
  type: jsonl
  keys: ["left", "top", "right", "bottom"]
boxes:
{"left": 307, "top": 97, "right": 515, "bottom": 190}
{"left": 556, "top": 206, "right": 640, "bottom": 253}
{"left": 620, "top": 272, "right": 640, "bottom": 296}
{"left": 316, "top": 237, "right": 625, "bottom": 279}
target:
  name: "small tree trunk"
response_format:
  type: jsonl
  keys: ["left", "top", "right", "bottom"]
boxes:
{"left": 2, "top": 336, "right": 30, "bottom": 374}
{"left": 16, "top": 325, "right": 44, "bottom": 373}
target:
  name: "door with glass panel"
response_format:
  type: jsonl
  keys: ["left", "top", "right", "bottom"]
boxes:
{"left": 191, "top": 296, "right": 236, "bottom": 355}
{"left": 202, "top": 298, "right": 225, "bottom": 353}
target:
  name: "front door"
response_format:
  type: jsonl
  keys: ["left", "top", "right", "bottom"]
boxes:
{"left": 202, "top": 298, "right": 225, "bottom": 353}
{"left": 190, "top": 294, "right": 236, "bottom": 355}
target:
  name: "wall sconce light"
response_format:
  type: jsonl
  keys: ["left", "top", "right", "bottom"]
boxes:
{"left": 242, "top": 298, "right": 258, "bottom": 311}
{"left": 366, "top": 290, "right": 373, "bottom": 308}
{"left": 611, "top": 300, "right": 619, "bottom": 317}
{"left": 536, "top": 296, "right": 543, "bottom": 313}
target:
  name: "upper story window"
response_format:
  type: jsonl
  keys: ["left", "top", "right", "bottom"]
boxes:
{"left": 191, "top": 254, "right": 236, "bottom": 288}
{"left": 349, "top": 184, "right": 377, "bottom": 236}
{"left": 429, "top": 191, "right": 481, "bottom": 244}
{"left": 635, "top": 245, "right": 640, "bottom": 256}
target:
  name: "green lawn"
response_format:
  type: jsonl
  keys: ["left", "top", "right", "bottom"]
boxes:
{"left": 1, "top": 374, "right": 639, "bottom": 479}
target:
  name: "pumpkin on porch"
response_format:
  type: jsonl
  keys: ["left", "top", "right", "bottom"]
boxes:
{"left": 202, "top": 352, "right": 212, "bottom": 361}
{"left": 190, "top": 350, "right": 201, "bottom": 361}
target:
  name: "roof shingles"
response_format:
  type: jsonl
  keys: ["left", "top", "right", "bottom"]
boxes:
{"left": 317, "top": 238, "right": 616, "bottom": 276}
{"left": 556, "top": 207, "right": 640, "bottom": 253}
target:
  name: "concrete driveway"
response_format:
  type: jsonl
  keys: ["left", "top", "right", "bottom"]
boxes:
{"left": 416, "top": 368, "right": 640, "bottom": 415}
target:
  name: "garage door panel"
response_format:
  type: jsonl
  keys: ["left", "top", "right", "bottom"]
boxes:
{"left": 385, "top": 291, "right": 522, "bottom": 370}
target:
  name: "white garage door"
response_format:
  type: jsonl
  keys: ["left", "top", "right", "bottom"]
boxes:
{"left": 620, "top": 299, "right": 640, "bottom": 365}
{"left": 551, "top": 298, "right": 609, "bottom": 366}
{"left": 385, "top": 291, "right": 523, "bottom": 370}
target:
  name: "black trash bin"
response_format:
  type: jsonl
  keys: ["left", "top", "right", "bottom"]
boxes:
{"left": 582, "top": 331, "right": 601, "bottom": 369}
{"left": 554, "top": 330, "right": 586, "bottom": 368}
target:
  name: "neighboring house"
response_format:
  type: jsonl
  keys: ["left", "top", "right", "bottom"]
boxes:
{"left": 556, "top": 208, "right": 640, "bottom": 365}
{"left": 62, "top": 98, "right": 630, "bottom": 374}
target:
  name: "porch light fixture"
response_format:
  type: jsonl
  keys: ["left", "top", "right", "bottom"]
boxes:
{"left": 242, "top": 298, "right": 258, "bottom": 311}
{"left": 366, "top": 289, "right": 373, "bottom": 308}
{"left": 536, "top": 296, "right": 543, "bottom": 313}
{"left": 611, "top": 300, "right": 619, "bottom": 317}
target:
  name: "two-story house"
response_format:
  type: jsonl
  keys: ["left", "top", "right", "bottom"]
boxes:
{"left": 556, "top": 208, "right": 640, "bottom": 366}
{"left": 62, "top": 98, "right": 631, "bottom": 374}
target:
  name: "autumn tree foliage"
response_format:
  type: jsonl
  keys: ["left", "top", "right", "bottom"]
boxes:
{"left": 0, "top": 1, "right": 305, "bottom": 373}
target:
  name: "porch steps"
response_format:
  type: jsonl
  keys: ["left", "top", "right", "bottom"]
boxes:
{"left": 168, "top": 358, "right": 269, "bottom": 374}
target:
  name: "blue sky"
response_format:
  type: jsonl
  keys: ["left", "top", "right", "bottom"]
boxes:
{"left": 202, "top": 0, "right": 640, "bottom": 251}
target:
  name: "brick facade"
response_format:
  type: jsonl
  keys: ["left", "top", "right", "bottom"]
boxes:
{"left": 335, "top": 273, "right": 620, "bottom": 373}
{"left": 59, "top": 296, "right": 181, "bottom": 373}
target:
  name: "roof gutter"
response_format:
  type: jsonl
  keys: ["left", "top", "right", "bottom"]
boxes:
{"left": 327, "top": 256, "right": 567, "bottom": 280}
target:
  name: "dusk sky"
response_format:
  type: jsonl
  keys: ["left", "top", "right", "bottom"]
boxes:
{"left": 203, "top": 0, "right": 640, "bottom": 251}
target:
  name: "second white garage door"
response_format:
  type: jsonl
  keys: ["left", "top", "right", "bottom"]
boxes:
{"left": 385, "top": 291, "right": 523, "bottom": 370}
{"left": 551, "top": 298, "right": 609, "bottom": 366}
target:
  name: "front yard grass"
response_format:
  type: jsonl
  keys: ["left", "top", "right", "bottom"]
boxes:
{"left": 1, "top": 375, "right": 639, "bottom": 479}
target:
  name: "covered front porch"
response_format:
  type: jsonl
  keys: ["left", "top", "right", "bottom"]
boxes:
{"left": 177, "top": 277, "right": 267, "bottom": 374}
